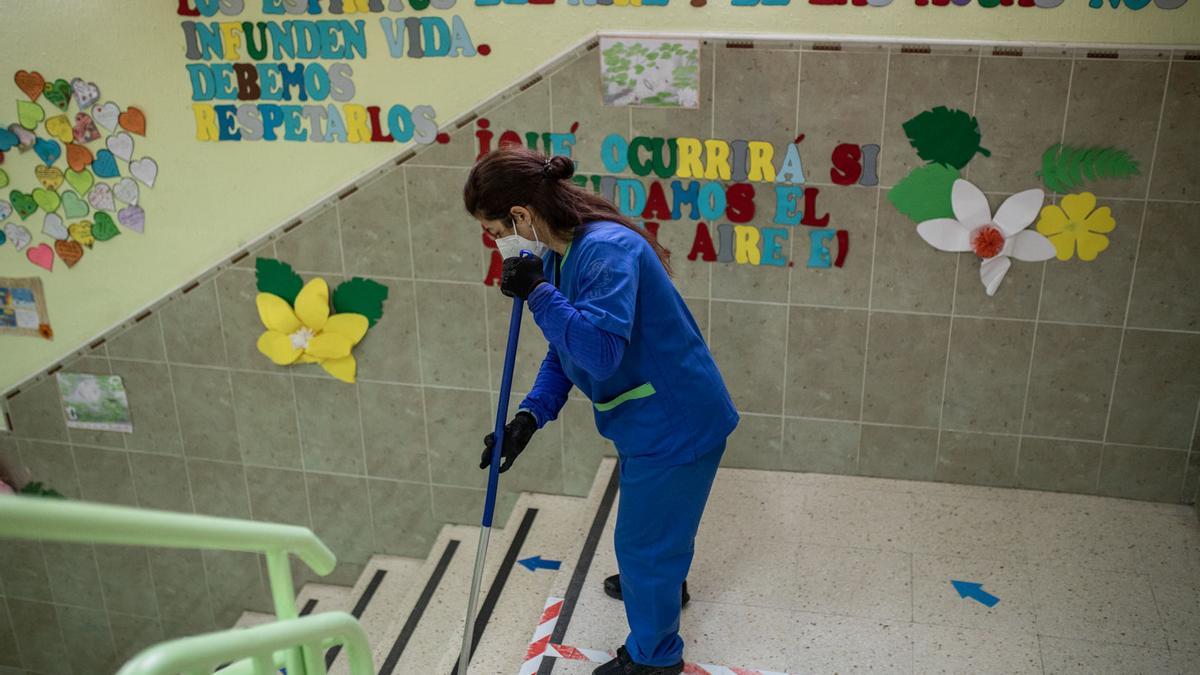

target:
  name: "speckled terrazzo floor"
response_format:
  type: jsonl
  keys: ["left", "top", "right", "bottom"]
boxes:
{"left": 545, "top": 466, "right": 1200, "bottom": 675}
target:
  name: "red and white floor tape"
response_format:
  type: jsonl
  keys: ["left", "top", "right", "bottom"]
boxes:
{"left": 519, "top": 596, "right": 793, "bottom": 675}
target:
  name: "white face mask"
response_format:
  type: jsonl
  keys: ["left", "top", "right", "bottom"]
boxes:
{"left": 496, "top": 217, "right": 548, "bottom": 259}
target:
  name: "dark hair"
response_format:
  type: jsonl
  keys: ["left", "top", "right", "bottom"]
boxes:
{"left": 463, "top": 145, "right": 672, "bottom": 276}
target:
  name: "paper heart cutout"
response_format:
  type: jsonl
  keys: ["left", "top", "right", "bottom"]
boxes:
{"left": 43, "top": 79, "right": 72, "bottom": 111}
{"left": 32, "top": 188, "right": 61, "bottom": 214}
{"left": 34, "top": 138, "right": 61, "bottom": 167}
{"left": 28, "top": 243, "right": 55, "bottom": 271}
{"left": 106, "top": 132, "right": 134, "bottom": 161}
{"left": 92, "top": 212, "right": 120, "bottom": 242}
{"left": 0, "top": 201, "right": 11, "bottom": 220}
{"left": 61, "top": 191, "right": 89, "bottom": 219}
{"left": 130, "top": 157, "right": 157, "bottom": 187}
{"left": 88, "top": 184, "right": 115, "bottom": 211}
{"left": 15, "top": 70, "right": 45, "bottom": 101}
{"left": 10, "top": 190, "right": 37, "bottom": 220}
{"left": 92, "top": 150, "right": 119, "bottom": 178}
{"left": 73, "top": 114, "right": 100, "bottom": 145}
{"left": 93, "top": 102, "right": 120, "bottom": 131}
{"left": 43, "top": 212, "right": 68, "bottom": 240}
{"left": 66, "top": 144, "right": 93, "bottom": 172}
{"left": 118, "top": 205, "right": 145, "bottom": 233}
{"left": 0, "top": 169, "right": 8, "bottom": 189}
{"left": 8, "top": 124, "right": 35, "bottom": 149}
{"left": 5, "top": 223, "right": 32, "bottom": 251}
{"left": 54, "top": 239, "right": 82, "bottom": 268}
{"left": 35, "top": 165, "right": 64, "bottom": 191}
{"left": 114, "top": 177, "right": 139, "bottom": 205}
{"left": 118, "top": 107, "right": 147, "bottom": 136}
{"left": 69, "top": 221, "right": 95, "bottom": 248}
{"left": 45, "top": 115, "right": 73, "bottom": 144}
{"left": 0, "top": 128, "right": 16, "bottom": 152}
{"left": 18, "top": 100, "right": 46, "bottom": 130}
{"left": 65, "top": 168, "right": 94, "bottom": 196}
{"left": 71, "top": 78, "right": 100, "bottom": 109}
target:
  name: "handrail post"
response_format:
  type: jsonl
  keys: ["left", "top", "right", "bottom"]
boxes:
{"left": 265, "top": 549, "right": 313, "bottom": 675}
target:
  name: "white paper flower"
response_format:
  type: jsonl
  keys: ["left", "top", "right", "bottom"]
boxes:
{"left": 916, "top": 179, "right": 1056, "bottom": 296}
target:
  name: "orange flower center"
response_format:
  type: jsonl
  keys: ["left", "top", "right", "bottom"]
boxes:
{"left": 971, "top": 225, "right": 1005, "bottom": 259}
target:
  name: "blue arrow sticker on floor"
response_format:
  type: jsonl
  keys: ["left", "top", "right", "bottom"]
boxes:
{"left": 518, "top": 555, "right": 561, "bottom": 572}
{"left": 951, "top": 580, "right": 1000, "bottom": 607}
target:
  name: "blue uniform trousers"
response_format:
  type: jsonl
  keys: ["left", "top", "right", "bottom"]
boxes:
{"left": 615, "top": 440, "right": 725, "bottom": 666}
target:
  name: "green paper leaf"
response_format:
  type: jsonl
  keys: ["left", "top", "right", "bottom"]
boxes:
{"left": 19, "top": 481, "right": 65, "bottom": 499}
{"left": 255, "top": 257, "right": 304, "bottom": 305}
{"left": 1036, "top": 144, "right": 1141, "bottom": 193}
{"left": 902, "top": 106, "right": 991, "bottom": 169}
{"left": 332, "top": 277, "right": 389, "bottom": 327}
{"left": 887, "top": 164, "right": 961, "bottom": 223}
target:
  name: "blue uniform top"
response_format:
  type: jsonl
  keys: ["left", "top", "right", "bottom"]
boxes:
{"left": 518, "top": 221, "right": 739, "bottom": 467}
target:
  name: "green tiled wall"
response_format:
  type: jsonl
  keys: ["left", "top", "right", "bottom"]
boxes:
{"left": 1, "top": 41, "right": 1198, "bottom": 673}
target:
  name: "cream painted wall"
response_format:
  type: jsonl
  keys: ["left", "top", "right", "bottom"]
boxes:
{"left": 1, "top": 0, "right": 1198, "bottom": 393}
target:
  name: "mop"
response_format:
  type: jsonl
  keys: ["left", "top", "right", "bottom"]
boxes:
{"left": 458, "top": 257, "right": 528, "bottom": 675}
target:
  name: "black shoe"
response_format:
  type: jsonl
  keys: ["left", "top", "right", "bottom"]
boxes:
{"left": 603, "top": 574, "right": 690, "bottom": 607}
{"left": 592, "top": 645, "right": 684, "bottom": 675}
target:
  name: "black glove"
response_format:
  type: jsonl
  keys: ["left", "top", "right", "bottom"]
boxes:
{"left": 500, "top": 255, "right": 546, "bottom": 299}
{"left": 480, "top": 411, "right": 538, "bottom": 473}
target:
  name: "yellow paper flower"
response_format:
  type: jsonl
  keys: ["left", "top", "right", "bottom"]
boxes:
{"left": 1035, "top": 192, "right": 1116, "bottom": 262}
{"left": 255, "top": 278, "right": 369, "bottom": 383}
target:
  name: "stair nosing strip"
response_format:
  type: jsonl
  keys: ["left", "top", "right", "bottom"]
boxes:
{"left": 325, "top": 568, "right": 388, "bottom": 668}
{"left": 447, "top": 507, "right": 540, "bottom": 675}
{"left": 539, "top": 461, "right": 621, "bottom": 674}
{"left": 378, "top": 538, "right": 461, "bottom": 675}
{"left": 299, "top": 598, "right": 319, "bottom": 617}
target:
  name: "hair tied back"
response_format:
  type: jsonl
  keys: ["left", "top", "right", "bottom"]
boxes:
{"left": 543, "top": 155, "right": 575, "bottom": 181}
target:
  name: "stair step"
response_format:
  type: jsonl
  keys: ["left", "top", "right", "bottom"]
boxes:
{"left": 322, "top": 555, "right": 424, "bottom": 673}
{"left": 454, "top": 493, "right": 595, "bottom": 674}
{"left": 232, "top": 611, "right": 275, "bottom": 630}
{"left": 370, "top": 523, "right": 481, "bottom": 674}
{"left": 355, "top": 488, "right": 592, "bottom": 675}
{"left": 296, "top": 582, "right": 355, "bottom": 616}
{"left": 230, "top": 465, "right": 611, "bottom": 674}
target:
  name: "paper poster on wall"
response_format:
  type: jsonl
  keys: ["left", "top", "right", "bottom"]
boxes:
{"left": 0, "top": 276, "right": 52, "bottom": 339}
{"left": 56, "top": 373, "right": 132, "bottom": 433}
{"left": 600, "top": 38, "right": 700, "bottom": 108}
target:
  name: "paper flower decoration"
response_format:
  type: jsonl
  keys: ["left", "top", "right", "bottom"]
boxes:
{"left": 916, "top": 180, "right": 1056, "bottom": 296}
{"left": 1034, "top": 192, "right": 1115, "bottom": 262}
{"left": 256, "top": 278, "right": 368, "bottom": 383}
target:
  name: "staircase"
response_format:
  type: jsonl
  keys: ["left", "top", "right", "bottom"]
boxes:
{"left": 235, "top": 459, "right": 614, "bottom": 675}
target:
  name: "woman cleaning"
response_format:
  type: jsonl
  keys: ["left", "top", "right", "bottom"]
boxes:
{"left": 464, "top": 146, "right": 739, "bottom": 675}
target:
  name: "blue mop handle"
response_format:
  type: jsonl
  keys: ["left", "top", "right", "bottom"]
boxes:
{"left": 482, "top": 251, "right": 531, "bottom": 528}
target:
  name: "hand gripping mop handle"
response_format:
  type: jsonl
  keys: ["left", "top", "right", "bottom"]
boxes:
{"left": 459, "top": 250, "right": 530, "bottom": 675}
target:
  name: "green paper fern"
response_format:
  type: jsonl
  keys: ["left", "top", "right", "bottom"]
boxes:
{"left": 1036, "top": 144, "right": 1141, "bottom": 194}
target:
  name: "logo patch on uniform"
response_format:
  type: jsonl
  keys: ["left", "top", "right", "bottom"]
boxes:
{"left": 584, "top": 258, "right": 613, "bottom": 292}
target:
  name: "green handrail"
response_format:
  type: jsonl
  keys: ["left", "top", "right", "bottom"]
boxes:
{"left": 0, "top": 494, "right": 339, "bottom": 675}
{"left": 115, "top": 612, "right": 372, "bottom": 675}
{"left": 0, "top": 496, "right": 335, "bottom": 574}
